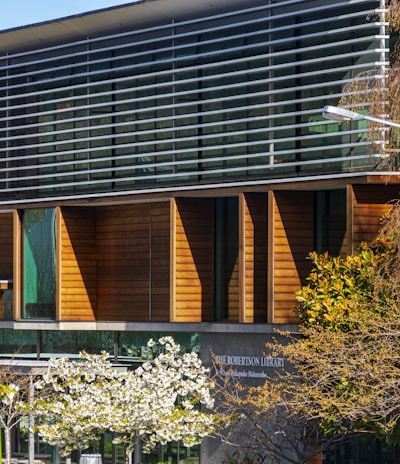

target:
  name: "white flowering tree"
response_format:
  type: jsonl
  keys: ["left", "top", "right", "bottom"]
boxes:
{"left": 32, "top": 351, "right": 118, "bottom": 454}
{"left": 0, "top": 382, "right": 23, "bottom": 464}
{"left": 33, "top": 337, "right": 216, "bottom": 463}
{"left": 0, "top": 368, "right": 38, "bottom": 464}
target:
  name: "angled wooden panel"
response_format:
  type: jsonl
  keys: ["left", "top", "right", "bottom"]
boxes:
{"left": 272, "top": 191, "right": 314, "bottom": 324}
{"left": 13, "top": 211, "right": 22, "bottom": 320}
{"left": 0, "top": 213, "right": 14, "bottom": 279}
{"left": 174, "top": 198, "right": 214, "bottom": 322}
{"left": 241, "top": 193, "right": 268, "bottom": 323}
{"left": 60, "top": 207, "right": 96, "bottom": 321}
{"left": 306, "top": 453, "right": 322, "bottom": 464}
{"left": 96, "top": 202, "right": 170, "bottom": 322}
{"left": 149, "top": 202, "right": 170, "bottom": 322}
{"left": 0, "top": 212, "right": 14, "bottom": 320}
{"left": 352, "top": 185, "right": 399, "bottom": 248}
{"left": 96, "top": 203, "right": 150, "bottom": 321}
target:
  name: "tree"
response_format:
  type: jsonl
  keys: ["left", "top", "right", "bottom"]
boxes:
{"left": 109, "top": 337, "right": 216, "bottom": 456}
{"left": 213, "top": 5, "right": 400, "bottom": 460}
{"left": 33, "top": 337, "right": 216, "bottom": 462}
{"left": 0, "top": 364, "right": 41, "bottom": 464}
{"left": 276, "top": 201, "right": 400, "bottom": 442}
{"left": 339, "top": 1, "right": 400, "bottom": 169}
{"left": 32, "top": 351, "right": 117, "bottom": 454}
{"left": 294, "top": 217, "right": 396, "bottom": 331}
{"left": 213, "top": 367, "right": 346, "bottom": 464}
{"left": 272, "top": 314, "right": 400, "bottom": 443}
{"left": 215, "top": 201, "right": 400, "bottom": 462}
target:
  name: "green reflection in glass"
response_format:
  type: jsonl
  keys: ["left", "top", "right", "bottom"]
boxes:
{"left": 23, "top": 209, "right": 56, "bottom": 319}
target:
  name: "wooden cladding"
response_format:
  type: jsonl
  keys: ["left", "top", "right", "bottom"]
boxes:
{"left": 150, "top": 203, "right": 171, "bottom": 321}
{"left": 7, "top": 184, "right": 398, "bottom": 325}
{"left": 351, "top": 184, "right": 400, "bottom": 249}
{"left": 96, "top": 203, "right": 170, "bottom": 322}
{"left": 0, "top": 213, "right": 13, "bottom": 280}
{"left": 272, "top": 191, "right": 314, "bottom": 324}
{"left": 59, "top": 202, "right": 170, "bottom": 322}
{"left": 60, "top": 207, "right": 97, "bottom": 321}
{"left": 241, "top": 193, "right": 268, "bottom": 323}
{"left": 173, "top": 198, "right": 214, "bottom": 322}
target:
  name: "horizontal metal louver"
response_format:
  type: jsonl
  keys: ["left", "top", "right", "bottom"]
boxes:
{"left": 0, "top": 0, "right": 387, "bottom": 204}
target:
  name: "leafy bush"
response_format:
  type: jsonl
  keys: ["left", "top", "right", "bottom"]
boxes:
{"left": 295, "top": 206, "right": 399, "bottom": 331}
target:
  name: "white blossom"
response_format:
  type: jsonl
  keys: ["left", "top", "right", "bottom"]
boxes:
{"left": 31, "top": 338, "right": 216, "bottom": 461}
{"left": 0, "top": 384, "right": 19, "bottom": 406}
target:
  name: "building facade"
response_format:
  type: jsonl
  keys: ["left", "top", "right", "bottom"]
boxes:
{"left": 0, "top": 0, "right": 397, "bottom": 462}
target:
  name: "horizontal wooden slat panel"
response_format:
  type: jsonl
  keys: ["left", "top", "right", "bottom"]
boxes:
{"left": 98, "top": 295, "right": 150, "bottom": 303}
{"left": 352, "top": 185, "right": 396, "bottom": 249}
{"left": 95, "top": 205, "right": 148, "bottom": 220}
{"left": 62, "top": 266, "right": 96, "bottom": 275}
{"left": 61, "top": 281, "right": 96, "bottom": 290}
{"left": 353, "top": 184, "right": 400, "bottom": 204}
{"left": 0, "top": 213, "right": 13, "bottom": 280}
{"left": 96, "top": 202, "right": 170, "bottom": 322}
{"left": 273, "top": 191, "right": 314, "bottom": 324}
{"left": 174, "top": 198, "right": 214, "bottom": 322}
{"left": 176, "top": 301, "right": 209, "bottom": 310}
{"left": 274, "top": 227, "right": 313, "bottom": 236}
{"left": 176, "top": 293, "right": 203, "bottom": 301}
{"left": 150, "top": 202, "right": 170, "bottom": 322}
{"left": 60, "top": 206, "right": 97, "bottom": 321}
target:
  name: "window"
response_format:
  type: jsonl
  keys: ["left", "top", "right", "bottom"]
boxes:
{"left": 315, "top": 190, "right": 346, "bottom": 255}
{"left": 214, "top": 197, "right": 239, "bottom": 320}
{"left": 22, "top": 208, "right": 56, "bottom": 319}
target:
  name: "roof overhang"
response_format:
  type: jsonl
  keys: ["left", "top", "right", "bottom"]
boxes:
{"left": 0, "top": 0, "right": 255, "bottom": 54}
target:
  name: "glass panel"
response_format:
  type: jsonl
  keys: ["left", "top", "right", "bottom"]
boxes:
{"left": 142, "top": 442, "right": 199, "bottom": 464}
{"left": 325, "top": 436, "right": 400, "bottom": 464}
{"left": 40, "top": 330, "right": 114, "bottom": 356}
{"left": 1, "top": 289, "right": 13, "bottom": 320}
{"left": 315, "top": 190, "right": 346, "bottom": 255}
{"left": 214, "top": 197, "right": 239, "bottom": 321}
{"left": 0, "top": 330, "right": 200, "bottom": 359}
{"left": 23, "top": 208, "right": 56, "bottom": 319}
{"left": 119, "top": 332, "right": 200, "bottom": 361}
{"left": 0, "top": 328, "right": 38, "bottom": 355}
{"left": 0, "top": 1, "right": 385, "bottom": 202}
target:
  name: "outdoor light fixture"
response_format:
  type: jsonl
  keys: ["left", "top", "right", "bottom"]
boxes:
{"left": 322, "top": 105, "right": 400, "bottom": 129}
